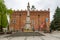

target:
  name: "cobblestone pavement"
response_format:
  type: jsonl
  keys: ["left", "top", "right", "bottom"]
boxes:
{"left": 0, "top": 31, "right": 60, "bottom": 40}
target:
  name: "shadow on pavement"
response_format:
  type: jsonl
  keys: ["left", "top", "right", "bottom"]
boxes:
{"left": 5, "top": 32, "right": 45, "bottom": 37}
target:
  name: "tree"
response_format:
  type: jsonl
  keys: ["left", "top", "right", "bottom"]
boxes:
{"left": 0, "top": 0, "right": 4, "bottom": 3}
{"left": 0, "top": 0, "right": 13, "bottom": 32}
{"left": 50, "top": 7, "right": 60, "bottom": 30}
{"left": 31, "top": 5, "right": 36, "bottom": 10}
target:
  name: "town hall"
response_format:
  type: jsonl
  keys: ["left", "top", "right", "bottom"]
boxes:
{"left": 9, "top": 2, "right": 50, "bottom": 32}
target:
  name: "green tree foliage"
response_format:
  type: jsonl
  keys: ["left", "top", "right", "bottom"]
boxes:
{"left": 50, "top": 7, "right": 60, "bottom": 30}
{"left": 0, "top": 15, "right": 1, "bottom": 26}
{"left": 2, "top": 14, "right": 8, "bottom": 28}
{"left": 0, "top": 0, "right": 4, "bottom": 3}
{"left": 0, "top": 0, "right": 13, "bottom": 32}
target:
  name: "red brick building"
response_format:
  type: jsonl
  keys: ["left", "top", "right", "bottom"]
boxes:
{"left": 9, "top": 3, "right": 50, "bottom": 32}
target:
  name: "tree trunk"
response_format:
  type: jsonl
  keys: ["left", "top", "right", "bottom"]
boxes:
{"left": 8, "top": 25, "right": 9, "bottom": 31}
{"left": 0, "top": 25, "right": 3, "bottom": 32}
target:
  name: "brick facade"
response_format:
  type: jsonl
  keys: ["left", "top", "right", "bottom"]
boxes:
{"left": 9, "top": 9, "right": 50, "bottom": 31}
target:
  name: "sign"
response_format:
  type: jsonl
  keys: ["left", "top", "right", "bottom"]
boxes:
{"left": 46, "top": 18, "right": 48, "bottom": 22}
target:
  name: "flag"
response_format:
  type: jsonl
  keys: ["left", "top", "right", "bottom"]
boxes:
{"left": 40, "top": 22, "right": 45, "bottom": 28}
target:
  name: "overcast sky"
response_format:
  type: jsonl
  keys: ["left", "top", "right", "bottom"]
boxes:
{"left": 4, "top": 0, "right": 60, "bottom": 22}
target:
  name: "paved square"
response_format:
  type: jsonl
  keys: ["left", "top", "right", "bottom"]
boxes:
{"left": 6, "top": 32, "right": 44, "bottom": 37}
{"left": 0, "top": 31, "right": 60, "bottom": 40}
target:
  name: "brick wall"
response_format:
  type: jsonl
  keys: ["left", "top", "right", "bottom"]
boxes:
{"left": 9, "top": 10, "right": 50, "bottom": 31}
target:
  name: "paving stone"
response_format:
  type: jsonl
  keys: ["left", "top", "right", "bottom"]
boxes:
{"left": 0, "top": 31, "right": 60, "bottom": 40}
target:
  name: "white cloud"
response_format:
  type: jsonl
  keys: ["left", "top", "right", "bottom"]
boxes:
{"left": 4, "top": 0, "right": 60, "bottom": 22}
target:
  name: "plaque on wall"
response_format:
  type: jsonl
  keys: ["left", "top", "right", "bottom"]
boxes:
{"left": 46, "top": 18, "right": 48, "bottom": 22}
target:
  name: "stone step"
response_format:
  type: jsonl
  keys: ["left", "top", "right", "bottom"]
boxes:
{"left": 23, "top": 30, "right": 33, "bottom": 32}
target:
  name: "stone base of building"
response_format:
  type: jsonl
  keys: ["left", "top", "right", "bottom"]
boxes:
{"left": 23, "top": 29, "right": 33, "bottom": 32}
